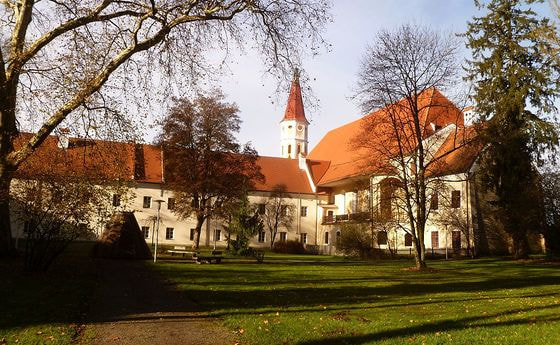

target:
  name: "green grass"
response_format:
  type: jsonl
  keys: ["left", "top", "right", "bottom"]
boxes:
{"left": 155, "top": 254, "right": 560, "bottom": 345}
{"left": 0, "top": 242, "right": 97, "bottom": 345}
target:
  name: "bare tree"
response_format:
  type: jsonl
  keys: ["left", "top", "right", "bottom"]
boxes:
{"left": 159, "top": 91, "right": 263, "bottom": 250}
{"left": 262, "top": 184, "right": 294, "bottom": 249}
{"left": 353, "top": 24, "right": 463, "bottom": 269}
{"left": 0, "top": 0, "right": 330, "bottom": 255}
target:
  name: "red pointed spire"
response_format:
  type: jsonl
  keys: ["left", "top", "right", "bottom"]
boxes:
{"left": 282, "top": 69, "right": 309, "bottom": 124}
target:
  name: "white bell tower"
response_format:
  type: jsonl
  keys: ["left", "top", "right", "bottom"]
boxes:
{"left": 280, "top": 69, "right": 309, "bottom": 159}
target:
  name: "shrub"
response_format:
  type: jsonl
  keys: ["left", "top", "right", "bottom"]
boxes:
{"left": 336, "top": 223, "right": 388, "bottom": 260}
{"left": 273, "top": 240, "right": 306, "bottom": 254}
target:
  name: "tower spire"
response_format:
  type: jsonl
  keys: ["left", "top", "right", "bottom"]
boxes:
{"left": 280, "top": 68, "right": 309, "bottom": 159}
{"left": 282, "top": 69, "right": 309, "bottom": 124}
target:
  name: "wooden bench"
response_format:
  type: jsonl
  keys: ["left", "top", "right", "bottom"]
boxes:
{"left": 166, "top": 246, "right": 197, "bottom": 257}
{"left": 195, "top": 255, "right": 223, "bottom": 264}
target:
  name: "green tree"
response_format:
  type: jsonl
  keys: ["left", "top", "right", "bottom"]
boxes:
{"left": 464, "top": 0, "right": 560, "bottom": 258}
{"left": 226, "top": 200, "right": 264, "bottom": 255}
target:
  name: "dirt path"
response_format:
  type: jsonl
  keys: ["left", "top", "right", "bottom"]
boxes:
{"left": 81, "top": 260, "right": 235, "bottom": 345}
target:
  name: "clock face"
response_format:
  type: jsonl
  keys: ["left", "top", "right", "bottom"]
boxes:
{"left": 297, "top": 125, "right": 304, "bottom": 132}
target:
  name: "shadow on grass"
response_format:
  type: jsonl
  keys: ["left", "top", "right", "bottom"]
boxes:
{"left": 295, "top": 304, "right": 560, "bottom": 345}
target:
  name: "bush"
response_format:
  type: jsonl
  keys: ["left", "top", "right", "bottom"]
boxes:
{"left": 337, "top": 223, "right": 388, "bottom": 260}
{"left": 273, "top": 240, "right": 306, "bottom": 254}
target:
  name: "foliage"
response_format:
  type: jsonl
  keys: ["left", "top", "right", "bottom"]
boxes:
{"left": 0, "top": 0, "right": 330, "bottom": 255}
{"left": 336, "top": 223, "right": 380, "bottom": 259}
{"left": 272, "top": 240, "right": 306, "bottom": 254}
{"left": 353, "top": 24, "right": 462, "bottom": 268}
{"left": 226, "top": 201, "right": 264, "bottom": 256}
{"left": 261, "top": 184, "right": 295, "bottom": 249}
{"left": 159, "top": 91, "right": 263, "bottom": 249}
{"left": 157, "top": 255, "right": 560, "bottom": 345}
{"left": 464, "top": 0, "right": 560, "bottom": 258}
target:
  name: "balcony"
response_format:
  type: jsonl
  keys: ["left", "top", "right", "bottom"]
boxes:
{"left": 322, "top": 212, "right": 371, "bottom": 225}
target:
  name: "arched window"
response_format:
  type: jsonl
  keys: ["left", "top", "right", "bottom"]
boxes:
{"left": 297, "top": 144, "right": 301, "bottom": 154}
{"left": 288, "top": 145, "right": 292, "bottom": 155}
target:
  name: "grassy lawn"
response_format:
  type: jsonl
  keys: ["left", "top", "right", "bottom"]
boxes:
{"left": 0, "top": 243, "right": 97, "bottom": 345}
{"left": 155, "top": 254, "right": 560, "bottom": 345}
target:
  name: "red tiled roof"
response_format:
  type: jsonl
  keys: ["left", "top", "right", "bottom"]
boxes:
{"left": 252, "top": 156, "right": 314, "bottom": 194}
{"left": 14, "top": 133, "right": 163, "bottom": 184}
{"left": 309, "top": 88, "right": 464, "bottom": 185}
{"left": 282, "top": 74, "right": 309, "bottom": 124}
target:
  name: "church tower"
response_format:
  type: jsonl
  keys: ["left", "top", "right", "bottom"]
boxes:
{"left": 280, "top": 69, "right": 309, "bottom": 159}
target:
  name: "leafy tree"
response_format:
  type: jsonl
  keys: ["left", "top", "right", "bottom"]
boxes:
{"left": 464, "top": 0, "right": 560, "bottom": 258}
{"left": 159, "top": 90, "right": 263, "bottom": 250}
{"left": 0, "top": 0, "right": 330, "bottom": 256}
{"left": 226, "top": 200, "right": 264, "bottom": 255}
{"left": 261, "top": 184, "right": 294, "bottom": 249}
{"left": 353, "top": 24, "right": 462, "bottom": 269}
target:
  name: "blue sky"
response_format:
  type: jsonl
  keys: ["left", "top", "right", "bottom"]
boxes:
{"left": 201, "top": 0, "right": 553, "bottom": 157}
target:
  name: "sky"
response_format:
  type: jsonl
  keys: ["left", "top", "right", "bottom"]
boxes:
{"left": 178, "top": 0, "right": 554, "bottom": 158}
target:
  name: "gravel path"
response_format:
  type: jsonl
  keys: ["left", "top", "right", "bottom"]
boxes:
{"left": 81, "top": 260, "right": 235, "bottom": 345}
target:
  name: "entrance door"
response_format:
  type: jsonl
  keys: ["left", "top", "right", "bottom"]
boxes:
{"left": 431, "top": 231, "right": 439, "bottom": 249}
{"left": 452, "top": 231, "right": 461, "bottom": 252}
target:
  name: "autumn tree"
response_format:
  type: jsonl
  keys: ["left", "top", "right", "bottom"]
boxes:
{"left": 464, "top": 0, "right": 560, "bottom": 258}
{"left": 261, "top": 184, "right": 294, "bottom": 249}
{"left": 353, "top": 24, "right": 463, "bottom": 269}
{"left": 159, "top": 91, "right": 262, "bottom": 250}
{"left": 0, "top": 0, "right": 330, "bottom": 256}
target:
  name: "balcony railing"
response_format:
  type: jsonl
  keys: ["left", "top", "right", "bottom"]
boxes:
{"left": 322, "top": 212, "right": 371, "bottom": 225}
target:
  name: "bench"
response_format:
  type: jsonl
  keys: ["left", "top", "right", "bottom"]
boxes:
{"left": 166, "top": 246, "right": 197, "bottom": 257}
{"left": 195, "top": 255, "right": 223, "bottom": 264}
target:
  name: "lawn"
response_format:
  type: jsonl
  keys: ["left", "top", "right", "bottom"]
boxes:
{"left": 0, "top": 242, "right": 97, "bottom": 345}
{"left": 155, "top": 254, "right": 560, "bottom": 345}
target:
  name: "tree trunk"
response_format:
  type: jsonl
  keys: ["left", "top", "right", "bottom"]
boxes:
{"left": 511, "top": 229, "right": 530, "bottom": 259}
{"left": 0, "top": 166, "right": 14, "bottom": 257}
{"left": 192, "top": 214, "right": 205, "bottom": 250}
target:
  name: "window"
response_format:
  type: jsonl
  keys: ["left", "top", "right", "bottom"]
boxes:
{"left": 431, "top": 231, "right": 439, "bottom": 249}
{"left": 143, "top": 196, "right": 152, "bottom": 208}
{"left": 300, "top": 206, "right": 308, "bottom": 217}
{"left": 324, "top": 232, "right": 329, "bottom": 244}
{"left": 336, "top": 231, "right": 341, "bottom": 244}
{"left": 189, "top": 228, "right": 195, "bottom": 241}
{"left": 214, "top": 229, "right": 221, "bottom": 241}
{"left": 112, "top": 194, "right": 121, "bottom": 207}
{"left": 404, "top": 233, "right": 413, "bottom": 247}
{"left": 165, "top": 227, "right": 174, "bottom": 240}
{"left": 258, "top": 231, "right": 266, "bottom": 243}
{"left": 377, "top": 231, "right": 388, "bottom": 245}
{"left": 279, "top": 232, "right": 287, "bottom": 242}
{"left": 430, "top": 193, "right": 438, "bottom": 210}
{"left": 257, "top": 203, "right": 266, "bottom": 215}
{"left": 167, "top": 198, "right": 175, "bottom": 210}
{"left": 451, "top": 190, "right": 461, "bottom": 208}
{"left": 288, "top": 145, "right": 292, "bottom": 155}
{"left": 281, "top": 205, "right": 289, "bottom": 216}
{"left": 300, "top": 233, "right": 307, "bottom": 244}
{"left": 141, "top": 226, "right": 150, "bottom": 239}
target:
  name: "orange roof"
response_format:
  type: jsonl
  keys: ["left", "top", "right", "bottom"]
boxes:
{"left": 309, "top": 88, "right": 464, "bottom": 185}
{"left": 282, "top": 72, "right": 309, "bottom": 124}
{"left": 428, "top": 125, "right": 482, "bottom": 177}
{"left": 14, "top": 133, "right": 163, "bottom": 184}
{"left": 252, "top": 156, "right": 315, "bottom": 194}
